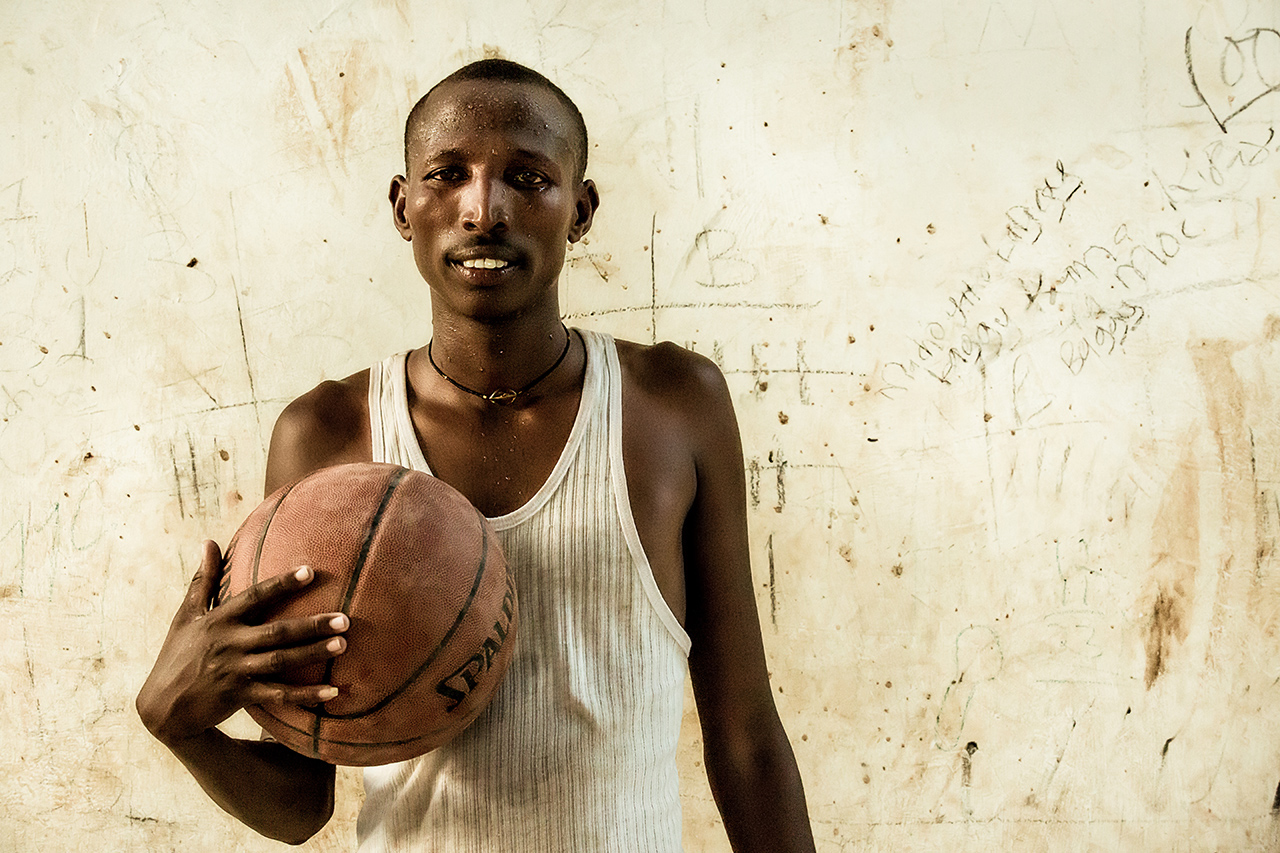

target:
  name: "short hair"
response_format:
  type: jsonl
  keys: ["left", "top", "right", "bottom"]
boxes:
{"left": 403, "top": 59, "right": 589, "bottom": 181}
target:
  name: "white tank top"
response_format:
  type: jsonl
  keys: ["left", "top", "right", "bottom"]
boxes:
{"left": 358, "top": 328, "right": 691, "bottom": 853}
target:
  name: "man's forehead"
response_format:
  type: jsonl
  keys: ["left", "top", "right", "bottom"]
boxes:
{"left": 409, "top": 80, "right": 576, "bottom": 161}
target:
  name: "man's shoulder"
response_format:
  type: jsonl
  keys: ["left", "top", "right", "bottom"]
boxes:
{"left": 277, "top": 368, "right": 371, "bottom": 437}
{"left": 612, "top": 338, "right": 738, "bottom": 455}
{"left": 267, "top": 368, "right": 373, "bottom": 487}
{"left": 613, "top": 338, "right": 730, "bottom": 413}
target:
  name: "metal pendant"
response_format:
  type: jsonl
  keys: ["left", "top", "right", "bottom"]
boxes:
{"left": 484, "top": 389, "right": 519, "bottom": 405}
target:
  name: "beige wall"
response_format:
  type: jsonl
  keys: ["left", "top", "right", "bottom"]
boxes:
{"left": 3, "top": 0, "right": 1280, "bottom": 849}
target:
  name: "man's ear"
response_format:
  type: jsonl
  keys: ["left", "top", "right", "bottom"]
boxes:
{"left": 389, "top": 175, "right": 413, "bottom": 241}
{"left": 567, "top": 179, "right": 600, "bottom": 244}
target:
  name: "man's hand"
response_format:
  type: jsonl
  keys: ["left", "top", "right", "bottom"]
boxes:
{"left": 136, "top": 539, "right": 349, "bottom": 746}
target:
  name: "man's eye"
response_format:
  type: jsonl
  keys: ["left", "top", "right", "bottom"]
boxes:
{"left": 511, "top": 171, "right": 548, "bottom": 187}
{"left": 426, "top": 168, "right": 464, "bottom": 182}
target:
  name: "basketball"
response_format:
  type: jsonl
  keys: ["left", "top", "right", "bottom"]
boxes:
{"left": 217, "top": 462, "right": 518, "bottom": 766}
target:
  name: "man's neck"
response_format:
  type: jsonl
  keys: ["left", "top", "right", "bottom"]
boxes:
{"left": 421, "top": 311, "right": 573, "bottom": 401}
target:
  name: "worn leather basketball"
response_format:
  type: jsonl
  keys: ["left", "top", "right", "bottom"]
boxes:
{"left": 218, "top": 462, "right": 517, "bottom": 766}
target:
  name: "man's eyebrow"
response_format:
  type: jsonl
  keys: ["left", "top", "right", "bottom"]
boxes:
{"left": 418, "top": 147, "right": 467, "bottom": 163}
{"left": 510, "top": 149, "right": 561, "bottom": 167}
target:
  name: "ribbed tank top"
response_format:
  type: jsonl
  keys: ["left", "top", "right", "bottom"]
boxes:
{"left": 357, "top": 328, "right": 691, "bottom": 853}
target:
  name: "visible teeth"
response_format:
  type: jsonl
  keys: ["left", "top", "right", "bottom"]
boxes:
{"left": 460, "top": 258, "right": 510, "bottom": 269}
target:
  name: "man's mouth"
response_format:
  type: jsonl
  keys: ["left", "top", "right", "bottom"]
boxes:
{"left": 458, "top": 258, "right": 513, "bottom": 270}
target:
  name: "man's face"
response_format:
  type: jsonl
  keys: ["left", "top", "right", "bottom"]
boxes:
{"left": 391, "top": 79, "right": 597, "bottom": 321}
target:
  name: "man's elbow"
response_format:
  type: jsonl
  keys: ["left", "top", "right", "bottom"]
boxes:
{"left": 703, "top": 712, "right": 801, "bottom": 783}
{"left": 266, "top": 813, "right": 330, "bottom": 846}
{"left": 258, "top": 786, "right": 334, "bottom": 845}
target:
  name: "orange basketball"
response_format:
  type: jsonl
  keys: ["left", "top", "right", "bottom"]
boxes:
{"left": 218, "top": 462, "right": 517, "bottom": 766}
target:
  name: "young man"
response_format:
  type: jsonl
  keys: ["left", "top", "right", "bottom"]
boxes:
{"left": 137, "top": 59, "right": 816, "bottom": 851}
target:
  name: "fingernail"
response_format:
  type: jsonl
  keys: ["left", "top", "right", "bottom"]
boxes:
{"left": 294, "top": 566, "right": 312, "bottom": 581}
{"left": 329, "top": 614, "right": 348, "bottom": 631}
{"left": 326, "top": 637, "right": 345, "bottom": 652}
{"left": 319, "top": 686, "right": 339, "bottom": 700}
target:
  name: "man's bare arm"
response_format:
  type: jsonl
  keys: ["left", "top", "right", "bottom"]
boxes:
{"left": 135, "top": 540, "right": 344, "bottom": 844}
{"left": 135, "top": 379, "right": 370, "bottom": 843}
{"left": 678, "top": 356, "right": 817, "bottom": 852}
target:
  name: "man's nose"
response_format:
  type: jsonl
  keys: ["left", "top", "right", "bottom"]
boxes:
{"left": 460, "top": 175, "right": 510, "bottom": 234}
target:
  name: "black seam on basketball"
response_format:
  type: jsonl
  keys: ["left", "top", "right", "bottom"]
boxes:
{"left": 240, "top": 479, "right": 313, "bottom": 755}
{"left": 308, "top": 706, "right": 321, "bottom": 758}
{"left": 253, "top": 703, "right": 464, "bottom": 748}
{"left": 338, "top": 466, "right": 410, "bottom": 615}
{"left": 250, "top": 484, "right": 297, "bottom": 586}
{"left": 317, "top": 506, "right": 492, "bottom": 721}
{"left": 315, "top": 466, "right": 410, "bottom": 749}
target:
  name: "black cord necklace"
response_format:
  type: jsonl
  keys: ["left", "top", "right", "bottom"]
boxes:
{"left": 427, "top": 325, "right": 574, "bottom": 406}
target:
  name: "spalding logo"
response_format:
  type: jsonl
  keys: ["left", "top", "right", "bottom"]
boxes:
{"left": 436, "top": 573, "right": 517, "bottom": 712}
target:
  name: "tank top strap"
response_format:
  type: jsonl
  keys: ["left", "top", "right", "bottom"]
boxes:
{"left": 367, "top": 351, "right": 428, "bottom": 470}
{"left": 367, "top": 354, "right": 390, "bottom": 464}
